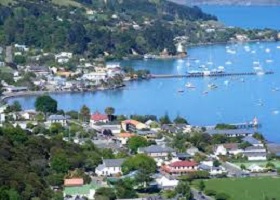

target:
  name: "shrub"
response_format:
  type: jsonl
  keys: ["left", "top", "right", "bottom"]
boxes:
{"left": 204, "top": 189, "right": 217, "bottom": 196}
{"left": 215, "top": 192, "right": 230, "bottom": 200}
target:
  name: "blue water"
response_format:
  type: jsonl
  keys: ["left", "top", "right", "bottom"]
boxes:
{"left": 10, "top": 41, "right": 280, "bottom": 141}
{"left": 201, "top": 6, "right": 280, "bottom": 30}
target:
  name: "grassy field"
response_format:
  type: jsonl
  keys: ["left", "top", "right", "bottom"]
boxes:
{"left": 193, "top": 177, "right": 280, "bottom": 200}
{"left": 51, "top": 0, "right": 82, "bottom": 7}
{"left": 233, "top": 160, "right": 280, "bottom": 168}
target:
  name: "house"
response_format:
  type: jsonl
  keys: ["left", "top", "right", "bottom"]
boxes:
{"left": 161, "top": 124, "right": 190, "bottom": 133}
{"left": 18, "top": 110, "right": 37, "bottom": 120}
{"left": 95, "top": 159, "right": 125, "bottom": 176}
{"left": 206, "top": 129, "right": 255, "bottom": 137}
{"left": 90, "top": 112, "right": 109, "bottom": 125}
{"left": 138, "top": 145, "right": 176, "bottom": 160}
{"left": 82, "top": 72, "right": 107, "bottom": 83}
{"left": 55, "top": 52, "right": 73, "bottom": 64}
{"left": 242, "top": 136, "right": 263, "bottom": 147}
{"left": 199, "top": 164, "right": 227, "bottom": 176}
{"left": 155, "top": 175, "right": 178, "bottom": 189}
{"left": 28, "top": 66, "right": 50, "bottom": 76}
{"left": 5, "top": 86, "right": 28, "bottom": 93}
{"left": 47, "top": 115, "right": 67, "bottom": 126}
{"left": 248, "top": 164, "right": 265, "bottom": 172}
{"left": 161, "top": 160, "right": 198, "bottom": 176}
{"left": 244, "top": 146, "right": 266, "bottom": 153}
{"left": 214, "top": 143, "right": 243, "bottom": 156}
{"left": 100, "top": 125, "right": 121, "bottom": 135}
{"left": 243, "top": 152, "right": 267, "bottom": 161}
{"left": 121, "top": 119, "right": 147, "bottom": 132}
{"left": 116, "top": 133, "right": 135, "bottom": 145}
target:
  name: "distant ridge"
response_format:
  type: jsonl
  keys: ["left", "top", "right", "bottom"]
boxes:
{"left": 170, "top": 0, "right": 280, "bottom": 6}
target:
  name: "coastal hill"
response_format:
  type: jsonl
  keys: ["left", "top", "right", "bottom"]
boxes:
{"left": 0, "top": 0, "right": 217, "bottom": 59}
{"left": 170, "top": 0, "right": 280, "bottom": 6}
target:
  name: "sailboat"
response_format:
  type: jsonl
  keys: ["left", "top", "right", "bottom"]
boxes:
{"left": 185, "top": 82, "right": 195, "bottom": 89}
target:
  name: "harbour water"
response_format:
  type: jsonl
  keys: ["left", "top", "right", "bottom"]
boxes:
{"left": 8, "top": 6, "right": 280, "bottom": 142}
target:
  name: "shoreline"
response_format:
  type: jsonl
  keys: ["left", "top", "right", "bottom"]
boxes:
{"left": 1, "top": 39, "right": 279, "bottom": 103}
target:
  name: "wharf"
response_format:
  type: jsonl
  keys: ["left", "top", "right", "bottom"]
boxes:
{"left": 150, "top": 71, "right": 274, "bottom": 79}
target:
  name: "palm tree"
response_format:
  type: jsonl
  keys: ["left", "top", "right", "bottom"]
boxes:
{"left": 105, "top": 107, "right": 115, "bottom": 121}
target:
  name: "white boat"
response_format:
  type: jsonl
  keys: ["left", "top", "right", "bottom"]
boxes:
{"left": 185, "top": 82, "right": 196, "bottom": 88}
{"left": 224, "top": 80, "right": 229, "bottom": 86}
{"left": 272, "top": 110, "right": 279, "bottom": 115}
{"left": 226, "top": 49, "right": 236, "bottom": 54}
{"left": 277, "top": 46, "right": 280, "bottom": 49}
{"left": 256, "top": 71, "right": 265, "bottom": 76}
{"left": 265, "top": 48, "right": 271, "bottom": 53}
{"left": 266, "top": 59, "right": 273, "bottom": 63}
{"left": 208, "top": 83, "right": 218, "bottom": 89}
{"left": 195, "top": 59, "right": 200, "bottom": 63}
{"left": 225, "top": 61, "right": 232, "bottom": 65}
{"left": 253, "top": 61, "right": 260, "bottom": 65}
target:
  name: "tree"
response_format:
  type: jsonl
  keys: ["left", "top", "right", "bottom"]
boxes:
{"left": 215, "top": 193, "right": 230, "bottom": 200}
{"left": 35, "top": 95, "right": 57, "bottom": 113}
{"left": 94, "top": 187, "right": 116, "bottom": 200}
{"left": 105, "top": 107, "right": 115, "bottom": 121}
{"left": 253, "top": 133, "right": 265, "bottom": 141}
{"left": 80, "top": 105, "right": 90, "bottom": 122}
{"left": 238, "top": 142, "right": 252, "bottom": 150}
{"left": 213, "top": 160, "right": 221, "bottom": 167}
{"left": 122, "top": 154, "right": 156, "bottom": 188}
{"left": 5, "top": 101, "right": 22, "bottom": 113}
{"left": 115, "top": 179, "right": 137, "bottom": 199}
{"left": 266, "top": 162, "right": 275, "bottom": 170}
{"left": 175, "top": 181, "right": 192, "bottom": 200}
{"left": 159, "top": 113, "right": 171, "bottom": 124}
{"left": 50, "top": 153, "right": 70, "bottom": 173}
{"left": 174, "top": 115, "right": 188, "bottom": 124}
{"left": 127, "top": 136, "right": 149, "bottom": 153}
{"left": 198, "top": 180, "right": 205, "bottom": 191}
{"left": 240, "top": 164, "right": 246, "bottom": 170}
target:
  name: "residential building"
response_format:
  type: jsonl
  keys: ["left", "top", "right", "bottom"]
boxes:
{"left": 5, "top": 86, "right": 28, "bottom": 93}
{"left": 95, "top": 159, "right": 125, "bottom": 176}
{"left": 90, "top": 112, "right": 109, "bottom": 125}
{"left": 214, "top": 143, "right": 243, "bottom": 156}
{"left": 121, "top": 119, "right": 147, "bottom": 132}
{"left": 116, "top": 133, "right": 135, "bottom": 145}
{"left": 244, "top": 146, "right": 266, "bottom": 153}
{"left": 243, "top": 152, "right": 267, "bottom": 161}
{"left": 47, "top": 115, "right": 67, "bottom": 126}
{"left": 161, "top": 160, "right": 198, "bottom": 176}
{"left": 155, "top": 175, "right": 178, "bottom": 189}
{"left": 186, "top": 147, "right": 199, "bottom": 156}
{"left": 138, "top": 145, "right": 176, "bottom": 160}
{"left": 82, "top": 72, "right": 107, "bottom": 83}
{"left": 64, "top": 178, "right": 84, "bottom": 187}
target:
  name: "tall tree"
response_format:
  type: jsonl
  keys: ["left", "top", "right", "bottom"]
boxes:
{"left": 35, "top": 95, "right": 57, "bottom": 114}
{"left": 175, "top": 181, "right": 192, "bottom": 200}
{"left": 80, "top": 105, "right": 90, "bottom": 122}
{"left": 159, "top": 113, "right": 171, "bottom": 124}
{"left": 105, "top": 106, "right": 115, "bottom": 121}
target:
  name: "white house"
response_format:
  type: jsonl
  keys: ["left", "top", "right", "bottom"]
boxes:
{"left": 47, "top": 115, "right": 67, "bottom": 126}
{"left": 243, "top": 152, "right": 267, "bottom": 161}
{"left": 95, "top": 159, "right": 125, "bottom": 176}
{"left": 186, "top": 147, "right": 199, "bottom": 156}
{"left": 155, "top": 175, "right": 178, "bottom": 189}
{"left": 90, "top": 112, "right": 109, "bottom": 125}
{"left": 248, "top": 164, "right": 265, "bottom": 172}
{"left": 82, "top": 72, "right": 107, "bottom": 83}
{"left": 214, "top": 143, "right": 243, "bottom": 156}
{"left": 214, "top": 145, "right": 227, "bottom": 156}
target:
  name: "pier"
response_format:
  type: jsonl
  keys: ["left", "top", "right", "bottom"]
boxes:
{"left": 150, "top": 71, "right": 274, "bottom": 79}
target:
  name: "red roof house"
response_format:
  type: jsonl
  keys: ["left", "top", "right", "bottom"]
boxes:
{"left": 161, "top": 160, "right": 198, "bottom": 176}
{"left": 90, "top": 112, "right": 109, "bottom": 124}
{"left": 64, "top": 178, "right": 84, "bottom": 187}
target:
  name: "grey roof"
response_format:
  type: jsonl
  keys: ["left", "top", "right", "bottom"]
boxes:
{"left": 103, "top": 159, "right": 125, "bottom": 167}
{"left": 176, "top": 152, "right": 192, "bottom": 158}
{"left": 139, "top": 145, "right": 175, "bottom": 154}
{"left": 206, "top": 129, "right": 255, "bottom": 135}
{"left": 242, "top": 136, "right": 261, "bottom": 145}
{"left": 48, "top": 115, "right": 66, "bottom": 120}
{"left": 244, "top": 146, "right": 266, "bottom": 151}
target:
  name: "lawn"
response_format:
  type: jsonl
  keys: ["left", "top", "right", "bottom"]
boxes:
{"left": 233, "top": 160, "right": 280, "bottom": 168}
{"left": 193, "top": 177, "right": 280, "bottom": 200}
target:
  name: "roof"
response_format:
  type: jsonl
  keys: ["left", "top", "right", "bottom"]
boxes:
{"left": 138, "top": 145, "right": 175, "bottom": 154}
{"left": 118, "top": 133, "right": 135, "bottom": 138}
{"left": 103, "top": 159, "right": 125, "bottom": 167}
{"left": 206, "top": 129, "right": 255, "bottom": 135}
{"left": 91, "top": 112, "right": 108, "bottom": 121}
{"left": 122, "top": 119, "right": 143, "bottom": 126}
{"left": 64, "top": 178, "right": 84, "bottom": 186}
{"left": 223, "top": 143, "right": 240, "bottom": 150}
{"left": 169, "top": 160, "right": 197, "bottom": 167}
{"left": 48, "top": 115, "right": 66, "bottom": 121}
{"left": 176, "top": 152, "right": 192, "bottom": 158}
{"left": 244, "top": 146, "right": 266, "bottom": 151}
{"left": 242, "top": 136, "right": 261, "bottom": 145}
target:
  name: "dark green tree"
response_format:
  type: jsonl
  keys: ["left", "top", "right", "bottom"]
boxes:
{"left": 105, "top": 107, "right": 115, "bottom": 121}
{"left": 175, "top": 181, "right": 192, "bottom": 200}
{"left": 94, "top": 187, "right": 116, "bottom": 200}
{"left": 35, "top": 95, "right": 57, "bottom": 113}
{"left": 159, "top": 113, "right": 171, "bottom": 124}
{"left": 80, "top": 105, "right": 90, "bottom": 122}
{"left": 115, "top": 179, "right": 137, "bottom": 199}
{"left": 174, "top": 115, "right": 188, "bottom": 124}
{"left": 198, "top": 180, "right": 205, "bottom": 192}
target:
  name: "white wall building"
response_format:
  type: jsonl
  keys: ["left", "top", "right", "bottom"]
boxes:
{"left": 95, "top": 159, "right": 125, "bottom": 176}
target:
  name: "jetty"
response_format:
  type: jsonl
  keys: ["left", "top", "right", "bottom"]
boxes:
{"left": 150, "top": 71, "right": 274, "bottom": 79}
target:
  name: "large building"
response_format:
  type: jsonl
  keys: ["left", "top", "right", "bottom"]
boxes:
{"left": 161, "top": 160, "right": 198, "bottom": 176}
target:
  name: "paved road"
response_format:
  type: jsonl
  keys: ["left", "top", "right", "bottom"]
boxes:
{"left": 191, "top": 188, "right": 214, "bottom": 200}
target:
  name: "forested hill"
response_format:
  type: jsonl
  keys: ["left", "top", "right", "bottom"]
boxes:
{"left": 0, "top": 0, "right": 217, "bottom": 58}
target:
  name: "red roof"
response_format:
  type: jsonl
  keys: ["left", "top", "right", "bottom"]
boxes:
{"left": 169, "top": 161, "right": 197, "bottom": 168}
{"left": 91, "top": 112, "right": 108, "bottom": 121}
{"left": 64, "top": 178, "right": 84, "bottom": 186}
